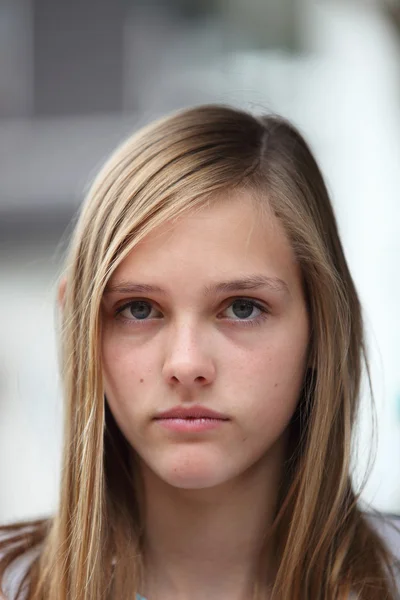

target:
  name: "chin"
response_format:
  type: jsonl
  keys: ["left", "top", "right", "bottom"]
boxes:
{"left": 138, "top": 446, "right": 243, "bottom": 491}
{"left": 164, "top": 474, "right": 226, "bottom": 490}
{"left": 153, "top": 458, "right": 232, "bottom": 490}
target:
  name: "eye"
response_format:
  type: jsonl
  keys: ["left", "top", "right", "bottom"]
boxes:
{"left": 220, "top": 298, "right": 269, "bottom": 326}
{"left": 114, "top": 297, "right": 269, "bottom": 328}
{"left": 116, "top": 300, "right": 161, "bottom": 321}
{"left": 223, "top": 299, "right": 260, "bottom": 319}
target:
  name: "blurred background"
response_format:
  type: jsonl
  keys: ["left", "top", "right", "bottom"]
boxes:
{"left": 0, "top": 0, "right": 400, "bottom": 523}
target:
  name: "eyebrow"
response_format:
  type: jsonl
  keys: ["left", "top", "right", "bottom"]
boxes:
{"left": 104, "top": 274, "right": 290, "bottom": 297}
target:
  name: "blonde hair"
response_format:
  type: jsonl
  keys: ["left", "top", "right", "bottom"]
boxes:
{"left": 1, "top": 104, "right": 399, "bottom": 599}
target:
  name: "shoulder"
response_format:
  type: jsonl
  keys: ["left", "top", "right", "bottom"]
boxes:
{"left": 0, "top": 525, "right": 41, "bottom": 600}
{"left": 364, "top": 511, "right": 400, "bottom": 595}
{"left": 364, "top": 510, "right": 400, "bottom": 559}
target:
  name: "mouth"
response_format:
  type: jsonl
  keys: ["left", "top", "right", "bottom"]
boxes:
{"left": 152, "top": 404, "right": 231, "bottom": 433}
{"left": 155, "top": 416, "right": 228, "bottom": 421}
{"left": 154, "top": 404, "right": 230, "bottom": 421}
{"left": 154, "top": 416, "right": 228, "bottom": 432}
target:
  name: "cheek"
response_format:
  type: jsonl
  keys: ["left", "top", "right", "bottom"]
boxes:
{"left": 235, "top": 371, "right": 304, "bottom": 460}
{"left": 102, "top": 337, "right": 154, "bottom": 447}
{"left": 231, "top": 330, "right": 308, "bottom": 429}
{"left": 102, "top": 334, "right": 153, "bottom": 407}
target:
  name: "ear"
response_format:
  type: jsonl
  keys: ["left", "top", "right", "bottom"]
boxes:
{"left": 58, "top": 276, "right": 67, "bottom": 310}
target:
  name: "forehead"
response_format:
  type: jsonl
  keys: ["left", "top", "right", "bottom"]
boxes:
{"left": 109, "top": 191, "right": 300, "bottom": 292}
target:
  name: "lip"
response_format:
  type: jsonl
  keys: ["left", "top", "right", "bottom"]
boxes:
{"left": 156, "top": 418, "right": 226, "bottom": 433}
{"left": 154, "top": 405, "right": 230, "bottom": 420}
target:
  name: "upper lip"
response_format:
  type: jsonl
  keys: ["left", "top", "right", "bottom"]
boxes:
{"left": 154, "top": 405, "right": 229, "bottom": 420}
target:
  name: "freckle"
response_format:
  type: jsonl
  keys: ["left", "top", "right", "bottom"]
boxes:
{"left": 274, "top": 383, "right": 278, "bottom": 388}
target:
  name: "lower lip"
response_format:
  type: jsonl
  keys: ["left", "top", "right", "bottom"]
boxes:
{"left": 155, "top": 418, "right": 228, "bottom": 432}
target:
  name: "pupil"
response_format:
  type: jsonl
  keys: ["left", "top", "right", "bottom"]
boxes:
{"left": 130, "top": 301, "right": 151, "bottom": 319}
{"left": 232, "top": 299, "right": 253, "bottom": 319}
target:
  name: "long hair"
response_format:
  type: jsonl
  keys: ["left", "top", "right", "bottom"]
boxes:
{"left": 1, "top": 105, "right": 398, "bottom": 599}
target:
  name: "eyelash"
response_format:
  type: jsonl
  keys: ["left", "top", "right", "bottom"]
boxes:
{"left": 114, "top": 298, "right": 270, "bottom": 329}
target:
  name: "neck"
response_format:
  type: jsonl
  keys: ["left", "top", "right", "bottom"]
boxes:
{"left": 135, "top": 447, "right": 284, "bottom": 600}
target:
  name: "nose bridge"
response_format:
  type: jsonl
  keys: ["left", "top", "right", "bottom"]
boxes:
{"left": 162, "top": 314, "right": 215, "bottom": 386}
{"left": 167, "top": 314, "right": 207, "bottom": 361}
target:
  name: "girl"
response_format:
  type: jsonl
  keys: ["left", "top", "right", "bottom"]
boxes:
{"left": 0, "top": 104, "right": 399, "bottom": 599}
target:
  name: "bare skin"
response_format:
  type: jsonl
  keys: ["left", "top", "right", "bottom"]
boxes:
{"left": 101, "top": 191, "right": 310, "bottom": 600}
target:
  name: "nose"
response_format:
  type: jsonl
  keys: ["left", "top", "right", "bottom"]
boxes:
{"left": 161, "top": 321, "right": 216, "bottom": 389}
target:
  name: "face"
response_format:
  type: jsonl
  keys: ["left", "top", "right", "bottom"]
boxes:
{"left": 101, "top": 192, "right": 310, "bottom": 491}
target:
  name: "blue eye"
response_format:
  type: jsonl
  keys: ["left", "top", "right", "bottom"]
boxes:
{"left": 226, "top": 299, "right": 261, "bottom": 320}
{"left": 116, "top": 300, "right": 158, "bottom": 321}
{"left": 115, "top": 298, "right": 269, "bottom": 328}
{"left": 221, "top": 299, "right": 269, "bottom": 328}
